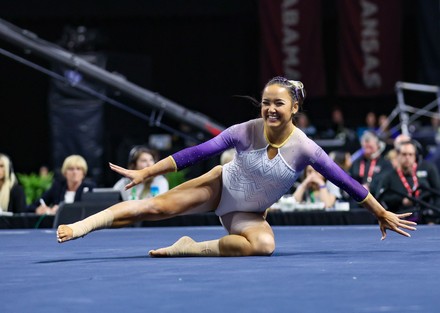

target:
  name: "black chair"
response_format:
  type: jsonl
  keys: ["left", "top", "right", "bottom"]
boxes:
{"left": 53, "top": 200, "right": 120, "bottom": 228}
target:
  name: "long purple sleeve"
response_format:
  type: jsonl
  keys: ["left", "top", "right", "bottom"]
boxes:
{"left": 311, "top": 147, "right": 368, "bottom": 202}
{"left": 171, "top": 129, "right": 235, "bottom": 170}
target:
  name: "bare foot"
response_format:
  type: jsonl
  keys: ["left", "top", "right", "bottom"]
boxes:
{"left": 57, "top": 225, "right": 74, "bottom": 243}
{"left": 149, "top": 236, "right": 196, "bottom": 257}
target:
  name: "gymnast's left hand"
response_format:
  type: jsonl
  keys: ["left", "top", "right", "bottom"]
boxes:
{"left": 377, "top": 211, "right": 417, "bottom": 240}
{"left": 109, "top": 163, "right": 144, "bottom": 190}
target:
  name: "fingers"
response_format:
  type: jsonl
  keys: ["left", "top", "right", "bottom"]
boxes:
{"left": 393, "top": 227, "right": 411, "bottom": 238}
{"left": 398, "top": 220, "right": 417, "bottom": 231}
{"left": 124, "top": 182, "right": 135, "bottom": 190}
{"left": 109, "top": 162, "right": 126, "bottom": 174}
{"left": 396, "top": 213, "right": 417, "bottom": 230}
{"left": 396, "top": 212, "right": 413, "bottom": 218}
{"left": 380, "top": 225, "right": 386, "bottom": 241}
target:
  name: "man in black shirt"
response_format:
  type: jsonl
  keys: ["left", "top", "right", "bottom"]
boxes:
{"left": 378, "top": 141, "right": 440, "bottom": 223}
{"left": 349, "top": 131, "right": 392, "bottom": 196}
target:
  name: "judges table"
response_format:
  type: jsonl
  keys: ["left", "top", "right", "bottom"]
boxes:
{"left": 0, "top": 209, "right": 377, "bottom": 229}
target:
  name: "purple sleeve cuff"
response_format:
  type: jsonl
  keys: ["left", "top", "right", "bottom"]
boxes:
{"left": 312, "top": 148, "right": 368, "bottom": 202}
{"left": 171, "top": 129, "right": 235, "bottom": 170}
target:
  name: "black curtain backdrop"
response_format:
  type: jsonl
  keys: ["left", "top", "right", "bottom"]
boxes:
{"left": 417, "top": 0, "right": 440, "bottom": 86}
{"left": 0, "top": 0, "right": 429, "bottom": 186}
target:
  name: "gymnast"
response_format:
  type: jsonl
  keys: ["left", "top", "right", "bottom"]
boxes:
{"left": 57, "top": 76, "right": 417, "bottom": 256}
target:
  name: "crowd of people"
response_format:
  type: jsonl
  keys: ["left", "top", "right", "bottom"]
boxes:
{"left": 290, "top": 129, "right": 440, "bottom": 224}
{"left": 2, "top": 79, "right": 440, "bottom": 232}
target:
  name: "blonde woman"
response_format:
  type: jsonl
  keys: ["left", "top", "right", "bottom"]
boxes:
{"left": 28, "top": 155, "right": 95, "bottom": 215}
{"left": 0, "top": 154, "right": 26, "bottom": 213}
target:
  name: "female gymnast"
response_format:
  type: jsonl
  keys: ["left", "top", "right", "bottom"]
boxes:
{"left": 57, "top": 77, "right": 416, "bottom": 257}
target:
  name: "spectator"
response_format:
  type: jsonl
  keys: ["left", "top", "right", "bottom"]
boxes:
{"left": 296, "top": 113, "right": 317, "bottom": 137}
{"left": 325, "top": 107, "right": 356, "bottom": 142}
{"left": 357, "top": 111, "right": 378, "bottom": 139}
{"left": 114, "top": 146, "right": 168, "bottom": 200}
{"left": 349, "top": 131, "right": 392, "bottom": 196}
{"left": 377, "top": 114, "right": 398, "bottom": 145}
{"left": 378, "top": 140, "right": 440, "bottom": 223}
{"left": 0, "top": 154, "right": 26, "bottom": 213}
{"left": 394, "top": 134, "right": 412, "bottom": 150}
{"left": 329, "top": 150, "right": 352, "bottom": 172}
{"left": 293, "top": 165, "right": 340, "bottom": 208}
{"left": 28, "top": 155, "right": 95, "bottom": 215}
{"left": 329, "top": 150, "right": 352, "bottom": 203}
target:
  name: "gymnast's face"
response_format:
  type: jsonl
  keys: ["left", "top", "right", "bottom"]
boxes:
{"left": 261, "top": 84, "right": 298, "bottom": 129}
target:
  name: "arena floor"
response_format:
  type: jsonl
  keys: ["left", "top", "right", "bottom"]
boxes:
{"left": 1, "top": 225, "right": 439, "bottom": 313}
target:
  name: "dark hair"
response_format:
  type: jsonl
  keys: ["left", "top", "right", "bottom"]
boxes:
{"left": 127, "top": 146, "right": 158, "bottom": 170}
{"left": 265, "top": 76, "right": 306, "bottom": 107}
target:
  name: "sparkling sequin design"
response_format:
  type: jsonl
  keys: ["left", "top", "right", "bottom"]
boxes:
{"left": 215, "top": 148, "right": 299, "bottom": 216}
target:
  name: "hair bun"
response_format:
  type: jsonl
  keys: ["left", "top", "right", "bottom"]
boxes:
{"left": 288, "top": 80, "right": 306, "bottom": 103}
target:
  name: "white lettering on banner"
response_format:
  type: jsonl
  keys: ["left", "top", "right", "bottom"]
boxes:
{"left": 282, "top": 0, "right": 301, "bottom": 79}
{"left": 360, "top": 0, "right": 381, "bottom": 88}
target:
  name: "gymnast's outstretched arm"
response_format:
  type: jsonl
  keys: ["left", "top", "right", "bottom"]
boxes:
{"left": 309, "top": 144, "right": 417, "bottom": 239}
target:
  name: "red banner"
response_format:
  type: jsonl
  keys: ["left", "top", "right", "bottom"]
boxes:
{"left": 337, "top": 0, "right": 402, "bottom": 96}
{"left": 259, "top": 0, "right": 326, "bottom": 97}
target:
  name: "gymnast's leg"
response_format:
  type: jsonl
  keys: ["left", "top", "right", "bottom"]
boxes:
{"left": 149, "top": 211, "right": 275, "bottom": 257}
{"left": 57, "top": 166, "right": 223, "bottom": 243}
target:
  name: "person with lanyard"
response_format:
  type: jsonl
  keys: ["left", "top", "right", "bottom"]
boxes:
{"left": 377, "top": 140, "right": 440, "bottom": 223}
{"left": 57, "top": 76, "right": 416, "bottom": 255}
{"left": 113, "top": 146, "right": 169, "bottom": 201}
{"left": 349, "top": 131, "right": 392, "bottom": 197}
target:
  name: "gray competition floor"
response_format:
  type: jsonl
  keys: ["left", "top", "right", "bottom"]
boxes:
{"left": 1, "top": 225, "right": 439, "bottom": 313}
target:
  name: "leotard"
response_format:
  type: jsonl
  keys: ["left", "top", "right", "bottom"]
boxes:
{"left": 172, "top": 118, "right": 368, "bottom": 216}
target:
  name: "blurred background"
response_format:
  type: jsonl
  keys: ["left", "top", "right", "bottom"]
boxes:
{"left": 1, "top": 0, "right": 439, "bottom": 187}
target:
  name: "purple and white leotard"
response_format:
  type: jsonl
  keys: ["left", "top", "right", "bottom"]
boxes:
{"left": 172, "top": 118, "right": 368, "bottom": 217}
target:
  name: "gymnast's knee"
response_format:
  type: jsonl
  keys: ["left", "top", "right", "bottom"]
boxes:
{"left": 251, "top": 234, "right": 275, "bottom": 256}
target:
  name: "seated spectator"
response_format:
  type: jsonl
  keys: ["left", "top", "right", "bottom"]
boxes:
{"left": 296, "top": 113, "right": 317, "bottom": 138}
{"left": 324, "top": 107, "right": 356, "bottom": 142}
{"left": 377, "top": 140, "right": 440, "bottom": 222}
{"left": 329, "top": 150, "right": 352, "bottom": 172}
{"left": 394, "top": 134, "right": 411, "bottom": 149}
{"left": 28, "top": 155, "right": 95, "bottom": 215}
{"left": 114, "top": 146, "right": 168, "bottom": 200}
{"left": 328, "top": 150, "right": 352, "bottom": 204}
{"left": 349, "top": 131, "right": 392, "bottom": 196}
{"left": 385, "top": 133, "right": 413, "bottom": 169}
{"left": 377, "top": 114, "right": 399, "bottom": 145}
{"left": 385, "top": 149, "right": 398, "bottom": 169}
{"left": 357, "top": 111, "right": 378, "bottom": 139}
{"left": 293, "top": 165, "right": 340, "bottom": 209}
{"left": 0, "top": 154, "right": 26, "bottom": 213}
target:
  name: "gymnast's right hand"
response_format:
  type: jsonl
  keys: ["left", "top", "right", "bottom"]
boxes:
{"left": 109, "top": 163, "right": 145, "bottom": 190}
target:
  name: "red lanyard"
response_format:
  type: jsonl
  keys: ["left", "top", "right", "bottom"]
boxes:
{"left": 396, "top": 163, "right": 420, "bottom": 198}
{"left": 359, "top": 158, "right": 377, "bottom": 183}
